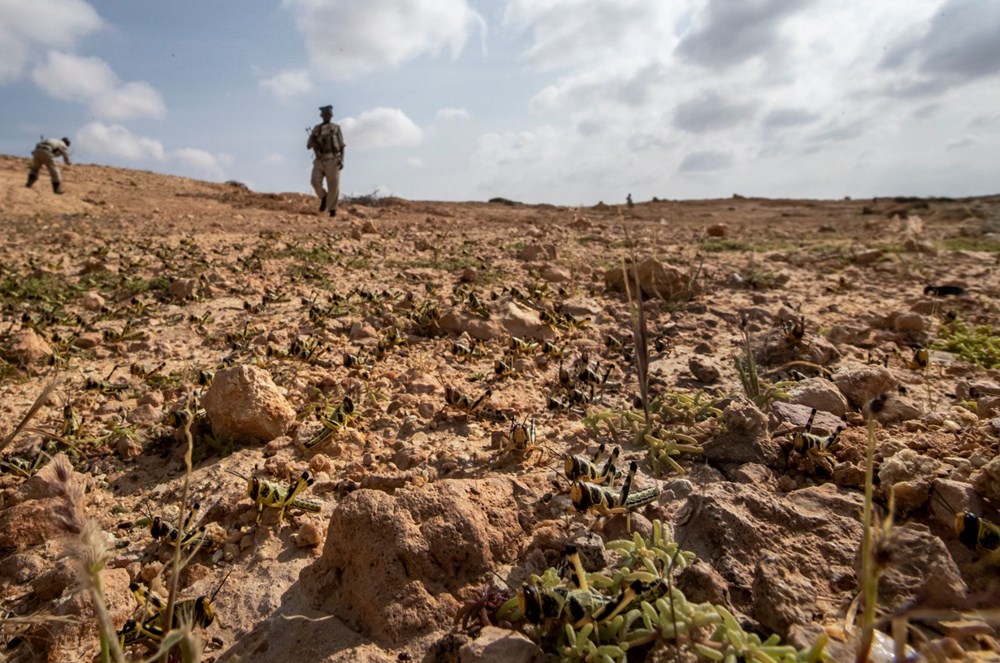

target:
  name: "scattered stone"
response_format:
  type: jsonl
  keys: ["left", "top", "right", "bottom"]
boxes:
{"left": 688, "top": 356, "right": 720, "bottom": 383}
{"left": 0, "top": 553, "right": 47, "bottom": 584}
{"left": 80, "top": 291, "right": 106, "bottom": 310}
{"left": 676, "top": 559, "right": 733, "bottom": 609}
{"left": 5, "top": 329, "right": 53, "bottom": 367}
{"left": 115, "top": 434, "right": 143, "bottom": 459}
{"left": 787, "top": 378, "right": 849, "bottom": 417}
{"left": 852, "top": 249, "right": 883, "bottom": 265}
{"left": 893, "top": 312, "right": 932, "bottom": 333}
{"left": 72, "top": 331, "right": 103, "bottom": 349}
{"left": 202, "top": 365, "right": 296, "bottom": 443}
{"left": 972, "top": 456, "right": 1000, "bottom": 503}
{"left": 126, "top": 403, "right": 162, "bottom": 425}
{"left": 459, "top": 626, "right": 539, "bottom": 663}
{"left": 539, "top": 264, "right": 571, "bottom": 283}
{"left": 875, "top": 396, "right": 923, "bottom": 425}
{"left": 169, "top": 277, "right": 199, "bottom": 300}
{"left": 706, "top": 223, "right": 729, "bottom": 237}
{"left": 296, "top": 522, "right": 324, "bottom": 548}
{"left": 929, "top": 479, "right": 982, "bottom": 530}
{"left": 703, "top": 398, "right": 782, "bottom": 467}
{"left": 879, "top": 449, "right": 942, "bottom": 488}
{"left": 517, "top": 243, "right": 556, "bottom": 261}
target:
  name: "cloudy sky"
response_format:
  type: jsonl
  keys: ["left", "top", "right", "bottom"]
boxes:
{"left": 1, "top": 0, "right": 998, "bottom": 204}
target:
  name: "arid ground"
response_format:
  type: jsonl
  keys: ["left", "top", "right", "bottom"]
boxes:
{"left": 1, "top": 153, "right": 999, "bottom": 662}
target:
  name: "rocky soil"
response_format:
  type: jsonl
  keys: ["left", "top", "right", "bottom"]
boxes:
{"left": 1, "top": 152, "right": 999, "bottom": 662}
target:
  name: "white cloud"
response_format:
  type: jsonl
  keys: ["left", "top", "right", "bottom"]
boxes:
{"left": 261, "top": 153, "right": 287, "bottom": 166}
{"left": 435, "top": 107, "right": 471, "bottom": 121}
{"left": 0, "top": 0, "right": 102, "bottom": 83}
{"left": 504, "top": 0, "right": 680, "bottom": 71}
{"left": 259, "top": 68, "right": 313, "bottom": 100}
{"left": 406, "top": 157, "right": 424, "bottom": 167}
{"left": 75, "top": 122, "right": 165, "bottom": 161}
{"left": 32, "top": 51, "right": 166, "bottom": 119}
{"left": 340, "top": 108, "right": 423, "bottom": 150}
{"left": 282, "top": 0, "right": 485, "bottom": 79}
{"left": 172, "top": 148, "right": 226, "bottom": 180}
{"left": 678, "top": 150, "right": 732, "bottom": 172}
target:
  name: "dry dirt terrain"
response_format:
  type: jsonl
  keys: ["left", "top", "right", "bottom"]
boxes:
{"left": 1, "top": 152, "right": 1000, "bottom": 663}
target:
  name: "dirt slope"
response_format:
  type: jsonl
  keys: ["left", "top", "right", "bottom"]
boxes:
{"left": 1, "top": 152, "right": 999, "bottom": 662}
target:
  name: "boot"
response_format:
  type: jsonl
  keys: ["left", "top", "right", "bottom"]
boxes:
{"left": 53, "top": 181, "right": 63, "bottom": 195}
{"left": 329, "top": 208, "right": 337, "bottom": 217}
{"left": 319, "top": 193, "right": 327, "bottom": 212}
{"left": 26, "top": 172, "right": 37, "bottom": 188}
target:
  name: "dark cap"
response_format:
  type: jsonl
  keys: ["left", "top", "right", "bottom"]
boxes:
{"left": 319, "top": 105, "right": 333, "bottom": 114}
{"left": 62, "top": 137, "right": 71, "bottom": 146}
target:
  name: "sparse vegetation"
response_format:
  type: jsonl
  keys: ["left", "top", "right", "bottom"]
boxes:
{"left": 936, "top": 319, "right": 1000, "bottom": 368}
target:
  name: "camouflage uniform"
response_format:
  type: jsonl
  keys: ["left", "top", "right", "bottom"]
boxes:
{"left": 27, "top": 137, "right": 71, "bottom": 194}
{"left": 307, "top": 106, "right": 346, "bottom": 216}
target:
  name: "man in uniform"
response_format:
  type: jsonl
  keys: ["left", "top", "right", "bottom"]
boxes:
{"left": 26, "top": 137, "right": 72, "bottom": 194}
{"left": 307, "top": 105, "right": 345, "bottom": 217}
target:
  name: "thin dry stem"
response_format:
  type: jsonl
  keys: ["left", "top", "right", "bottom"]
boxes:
{"left": 163, "top": 400, "right": 197, "bottom": 657}
{"left": 1, "top": 376, "right": 59, "bottom": 454}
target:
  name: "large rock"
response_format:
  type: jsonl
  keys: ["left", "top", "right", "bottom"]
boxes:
{"left": 202, "top": 365, "right": 296, "bottom": 443}
{"left": 786, "top": 378, "right": 849, "bottom": 417}
{"left": 604, "top": 257, "right": 694, "bottom": 300}
{"left": 703, "top": 397, "right": 782, "bottom": 467}
{"left": 5, "top": 328, "right": 53, "bottom": 367}
{"left": 31, "top": 568, "right": 132, "bottom": 663}
{"left": 674, "top": 482, "right": 864, "bottom": 638}
{"left": 832, "top": 363, "right": 897, "bottom": 410}
{"left": 872, "top": 523, "right": 967, "bottom": 612}
{"left": 300, "top": 479, "right": 524, "bottom": 646}
{"left": 439, "top": 300, "right": 553, "bottom": 342}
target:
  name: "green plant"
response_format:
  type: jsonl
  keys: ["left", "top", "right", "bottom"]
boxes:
{"left": 733, "top": 327, "right": 788, "bottom": 409}
{"left": 498, "top": 521, "right": 825, "bottom": 662}
{"left": 935, "top": 319, "right": 1000, "bottom": 368}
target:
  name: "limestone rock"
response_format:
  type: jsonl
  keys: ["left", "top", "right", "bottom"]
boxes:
{"left": 787, "top": 378, "right": 849, "bottom": 417}
{"left": 300, "top": 479, "right": 524, "bottom": 646}
{"left": 169, "top": 277, "right": 199, "bottom": 300}
{"left": 832, "top": 363, "right": 897, "bottom": 410}
{"left": 539, "top": 264, "right": 571, "bottom": 283}
{"left": 972, "top": 456, "right": 1000, "bottom": 503}
{"left": 5, "top": 329, "right": 53, "bottom": 367}
{"left": 873, "top": 523, "right": 967, "bottom": 612}
{"left": 517, "top": 243, "right": 556, "bottom": 261}
{"left": 878, "top": 449, "right": 942, "bottom": 488}
{"left": 674, "top": 482, "right": 864, "bottom": 638}
{"left": 604, "top": 257, "right": 694, "bottom": 301}
{"left": 703, "top": 398, "right": 782, "bottom": 467}
{"left": 0, "top": 498, "right": 63, "bottom": 548}
{"left": 706, "top": 223, "right": 729, "bottom": 237}
{"left": 688, "top": 356, "right": 720, "bottom": 383}
{"left": 202, "top": 365, "right": 296, "bottom": 443}
{"left": 459, "top": 626, "right": 539, "bottom": 663}
{"left": 41, "top": 568, "right": 132, "bottom": 663}
{"left": 893, "top": 312, "right": 932, "bottom": 333}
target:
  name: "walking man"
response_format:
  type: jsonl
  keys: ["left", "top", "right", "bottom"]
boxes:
{"left": 307, "top": 105, "right": 345, "bottom": 217}
{"left": 27, "top": 137, "right": 72, "bottom": 194}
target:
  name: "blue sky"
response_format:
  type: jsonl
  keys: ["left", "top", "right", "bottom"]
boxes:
{"left": 1, "top": 0, "right": 999, "bottom": 205}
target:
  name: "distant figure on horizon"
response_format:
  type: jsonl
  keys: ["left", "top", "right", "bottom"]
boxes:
{"left": 26, "top": 137, "right": 71, "bottom": 195}
{"left": 307, "top": 105, "right": 346, "bottom": 217}
{"left": 626, "top": 193, "right": 634, "bottom": 208}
